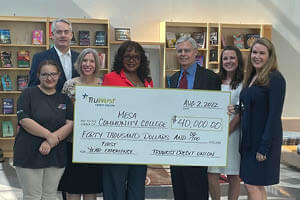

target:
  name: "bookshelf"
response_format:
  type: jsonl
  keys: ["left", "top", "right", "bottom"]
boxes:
{"left": 0, "top": 16, "right": 110, "bottom": 158}
{"left": 160, "top": 21, "right": 272, "bottom": 88}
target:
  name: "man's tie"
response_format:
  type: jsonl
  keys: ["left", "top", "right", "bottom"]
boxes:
{"left": 178, "top": 71, "right": 188, "bottom": 89}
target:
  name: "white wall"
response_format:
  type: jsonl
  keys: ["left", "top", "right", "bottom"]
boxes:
{"left": 1, "top": 0, "right": 299, "bottom": 117}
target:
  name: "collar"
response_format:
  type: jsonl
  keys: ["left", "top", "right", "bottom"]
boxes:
{"left": 54, "top": 46, "right": 71, "bottom": 57}
{"left": 180, "top": 62, "right": 197, "bottom": 75}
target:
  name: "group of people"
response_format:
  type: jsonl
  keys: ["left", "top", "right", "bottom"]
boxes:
{"left": 13, "top": 17, "right": 286, "bottom": 200}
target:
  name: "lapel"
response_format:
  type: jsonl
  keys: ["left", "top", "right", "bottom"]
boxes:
{"left": 49, "top": 47, "right": 67, "bottom": 81}
{"left": 193, "top": 65, "right": 207, "bottom": 89}
{"left": 170, "top": 72, "right": 180, "bottom": 88}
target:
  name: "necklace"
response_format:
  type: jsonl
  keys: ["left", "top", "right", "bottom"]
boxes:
{"left": 125, "top": 73, "right": 144, "bottom": 87}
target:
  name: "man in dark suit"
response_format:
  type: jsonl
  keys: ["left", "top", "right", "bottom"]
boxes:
{"left": 29, "top": 18, "right": 79, "bottom": 92}
{"left": 169, "top": 36, "right": 221, "bottom": 200}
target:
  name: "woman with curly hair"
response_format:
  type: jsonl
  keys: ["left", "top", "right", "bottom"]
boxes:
{"left": 102, "top": 41, "right": 153, "bottom": 200}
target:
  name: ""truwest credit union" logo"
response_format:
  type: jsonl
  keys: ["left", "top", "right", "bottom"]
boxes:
{"left": 82, "top": 93, "right": 116, "bottom": 107}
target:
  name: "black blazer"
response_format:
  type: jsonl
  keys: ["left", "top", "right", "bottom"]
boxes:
{"left": 28, "top": 47, "right": 79, "bottom": 92}
{"left": 169, "top": 64, "right": 221, "bottom": 90}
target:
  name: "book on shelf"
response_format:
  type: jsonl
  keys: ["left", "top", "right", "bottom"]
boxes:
{"left": 178, "top": 32, "right": 191, "bottom": 38}
{"left": 17, "top": 50, "right": 30, "bottom": 68}
{"left": 233, "top": 33, "right": 244, "bottom": 49}
{"left": 209, "top": 49, "right": 218, "bottom": 62}
{"left": 0, "top": 51, "right": 12, "bottom": 68}
{"left": 2, "top": 98, "right": 14, "bottom": 114}
{"left": 32, "top": 30, "right": 43, "bottom": 45}
{"left": 192, "top": 32, "right": 206, "bottom": 48}
{"left": 79, "top": 30, "right": 90, "bottom": 46}
{"left": 1, "top": 74, "right": 13, "bottom": 91}
{"left": 195, "top": 54, "right": 204, "bottom": 67}
{"left": 70, "top": 31, "right": 77, "bottom": 46}
{"left": 210, "top": 31, "right": 218, "bottom": 45}
{"left": 2, "top": 121, "right": 14, "bottom": 137}
{"left": 98, "top": 52, "right": 106, "bottom": 69}
{"left": 95, "top": 31, "right": 107, "bottom": 46}
{"left": 17, "top": 75, "right": 29, "bottom": 91}
{"left": 166, "top": 32, "right": 176, "bottom": 48}
{"left": 245, "top": 34, "right": 260, "bottom": 49}
{"left": 49, "top": 23, "right": 52, "bottom": 39}
{"left": 0, "top": 29, "right": 11, "bottom": 44}
{"left": 115, "top": 28, "right": 131, "bottom": 41}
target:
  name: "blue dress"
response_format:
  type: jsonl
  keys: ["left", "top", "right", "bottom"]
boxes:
{"left": 239, "top": 70, "right": 286, "bottom": 185}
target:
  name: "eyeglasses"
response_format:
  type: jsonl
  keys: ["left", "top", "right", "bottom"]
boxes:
{"left": 40, "top": 72, "right": 59, "bottom": 79}
{"left": 123, "top": 55, "right": 140, "bottom": 62}
{"left": 54, "top": 29, "right": 71, "bottom": 35}
{"left": 176, "top": 48, "right": 193, "bottom": 54}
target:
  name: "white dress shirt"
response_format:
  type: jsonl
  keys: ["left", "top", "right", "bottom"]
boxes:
{"left": 54, "top": 46, "right": 72, "bottom": 81}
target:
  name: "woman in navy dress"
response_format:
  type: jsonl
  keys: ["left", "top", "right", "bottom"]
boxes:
{"left": 238, "top": 38, "right": 286, "bottom": 200}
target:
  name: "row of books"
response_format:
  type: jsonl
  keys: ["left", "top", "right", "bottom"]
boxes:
{"left": 0, "top": 29, "right": 43, "bottom": 45}
{"left": 0, "top": 50, "right": 30, "bottom": 68}
{"left": 166, "top": 31, "right": 217, "bottom": 48}
{"left": 232, "top": 33, "right": 260, "bottom": 49}
{"left": 1, "top": 29, "right": 107, "bottom": 46}
{"left": 64, "top": 30, "right": 107, "bottom": 46}
{"left": 166, "top": 31, "right": 260, "bottom": 49}
{"left": 1, "top": 74, "right": 28, "bottom": 91}
{"left": 1, "top": 121, "right": 14, "bottom": 137}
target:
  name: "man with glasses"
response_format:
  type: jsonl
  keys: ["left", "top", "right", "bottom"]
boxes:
{"left": 169, "top": 36, "right": 221, "bottom": 200}
{"left": 29, "top": 18, "right": 79, "bottom": 92}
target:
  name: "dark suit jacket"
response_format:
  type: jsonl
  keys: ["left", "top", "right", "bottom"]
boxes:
{"left": 28, "top": 47, "right": 79, "bottom": 92}
{"left": 170, "top": 64, "right": 221, "bottom": 90}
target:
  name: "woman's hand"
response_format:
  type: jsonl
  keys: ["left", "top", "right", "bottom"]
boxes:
{"left": 227, "top": 104, "right": 235, "bottom": 115}
{"left": 256, "top": 152, "right": 267, "bottom": 162}
{"left": 46, "top": 133, "right": 59, "bottom": 148}
{"left": 39, "top": 141, "right": 51, "bottom": 155}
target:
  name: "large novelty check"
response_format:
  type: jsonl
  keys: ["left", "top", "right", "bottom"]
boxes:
{"left": 73, "top": 86, "right": 230, "bottom": 166}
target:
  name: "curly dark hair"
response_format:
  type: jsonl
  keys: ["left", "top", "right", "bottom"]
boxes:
{"left": 112, "top": 41, "right": 152, "bottom": 83}
{"left": 219, "top": 46, "right": 244, "bottom": 89}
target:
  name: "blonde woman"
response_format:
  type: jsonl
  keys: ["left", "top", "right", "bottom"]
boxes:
{"left": 58, "top": 48, "right": 103, "bottom": 200}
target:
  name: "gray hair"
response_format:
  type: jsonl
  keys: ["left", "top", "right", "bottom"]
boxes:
{"left": 175, "top": 36, "right": 198, "bottom": 49}
{"left": 75, "top": 48, "right": 101, "bottom": 76}
{"left": 51, "top": 18, "right": 72, "bottom": 33}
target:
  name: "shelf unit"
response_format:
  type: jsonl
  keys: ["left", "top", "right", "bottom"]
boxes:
{"left": 160, "top": 21, "right": 272, "bottom": 88}
{"left": 0, "top": 16, "right": 110, "bottom": 158}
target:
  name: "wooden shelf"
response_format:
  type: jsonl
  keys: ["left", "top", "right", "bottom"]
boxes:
{"left": 0, "top": 91, "right": 22, "bottom": 94}
{"left": 166, "top": 69, "right": 180, "bottom": 72}
{"left": 160, "top": 21, "right": 272, "bottom": 88}
{"left": 221, "top": 48, "right": 250, "bottom": 52}
{"left": 110, "top": 41, "right": 163, "bottom": 46}
{"left": 3, "top": 151, "right": 13, "bottom": 158}
{"left": 0, "top": 16, "right": 111, "bottom": 158}
{"left": 0, "top": 67, "right": 30, "bottom": 71}
{"left": 0, "top": 44, "right": 47, "bottom": 47}
{"left": 70, "top": 45, "right": 108, "bottom": 49}
{"left": 0, "top": 114, "right": 17, "bottom": 117}
{"left": 0, "top": 137, "right": 15, "bottom": 140}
